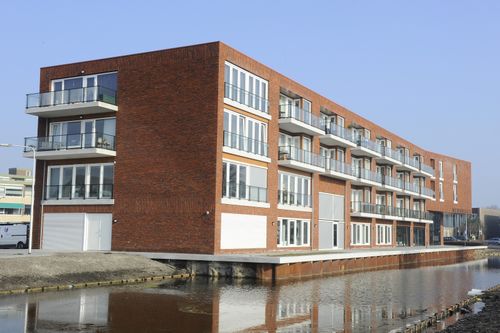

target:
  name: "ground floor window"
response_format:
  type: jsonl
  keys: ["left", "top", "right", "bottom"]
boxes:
{"left": 396, "top": 225, "right": 410, "bottom": 246}
{"left": 414, "top": 227, "right": 425, "bottom": 246}
{"left": 376, "top": 224, "right": 392, "bottom": 245}
{"left": 277, "top": 218, "right": 310, "bottom": 247}
{"left": 351, "top": 223, "right": 370, "bottom": 245}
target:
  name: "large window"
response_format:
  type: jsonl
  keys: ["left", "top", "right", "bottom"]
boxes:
{"left": 223, "top": 109, "right": 267, "bottom": 156}
{"left": 224, "top": 62, "right": 268, "bottom": 113}
{"left": 453, "top": 184, "right": 458, "bottom": 203}
{"left": 46, "top": 163, "right": 114, "bottom": 200}
{"left": 3, "top": 187, "right": 23, "bottom": 197}
{"left": 49, "top": 72, "right": 117, "bottom": 105}
{"left": 222, "top": 161, "right": 267, "bottom": 203}
{"left": 414, "top": 227, "right": 425, "bottom": 246}
{"left": 439, "top": 182, "right": 444, "bottom": 202}
{"left": 46, "top": 118, "right": 116, "bottom": 150}
{"left": 277, "top": 218, "right": 310, "bottom": 247}
{"left": 439, "top": 161, "right": 443, "bottom": 179}
{"left": 376, "top": 224, "right": 392, "bottom": 245}
{"left": 351, "top": 223, "right": 370, "bottom": 245}
{"left": 278, "top": 172, "right": 311, "bottom": 207}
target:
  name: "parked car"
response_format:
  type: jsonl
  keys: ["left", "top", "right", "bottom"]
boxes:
{"left": 455, "top": 235, "right": 468, "bottom": 241}
{"left": 487, "top": 237, "right": 500, "bottom": 246}
{"left": 0, "top": 224, "right": 28, "bottom": 249}
{"left": 444, "top": 236, "right": 458, "bottom": 242}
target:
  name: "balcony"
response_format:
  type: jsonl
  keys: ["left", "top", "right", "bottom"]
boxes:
{"left": 224, "top": 82, "right": 270, "bottom": 119}
{"left": 278, "top": 190, "right": 312, "bottom": 212}
{"left": 416, "top": 162, "right": 435, "bottom": 178}
{"left": 278, "top": 105, "right": 325, "bottom": 136}
{"left": 419, "top": 186, "right": 436, "bottom": 201}
{"left": 351, "top": 137, "right": 383, "bottom": 158}
{"left": 278, "top": 146, "right": 325, "bottom": 173}
{"left": 44, "top": 183, "right": 114, "bottom": 205}
{"left": 26, "top": 86, "right": 118, "bottom": 118}
{"left": 351, "top": 168, "right": 382, "bottom": 186}
{"left": 319, "top": 124, "right": 357, "bottom": 148}
{"left": 24, "top": 132, "right": 116, "bottom": 160}
{"left": 396, "top": 155, "right": 420, "bottom": 172}
{"left": 403, "top": 181, "right": 420, "bottom": 196}
{"left": 222, "top": 131, "right": 270, "bottom": 163}
{"left": 222, "top": 182, "right": 268, "bottom": 208}
{"left": 351, "top": 202, "right": 434, "bottom": 223}
{"left": 376, "top": 146, "right": 404, "bottom": 165}
{"left": 381, "top": 175, "right": 404, "bottom": 193}
{"left": 322, "top": 159, "right": 356, "bottom": 181}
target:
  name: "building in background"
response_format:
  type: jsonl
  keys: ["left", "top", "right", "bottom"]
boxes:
{"left": 0, "top": 168, "right": 32, "bottom": 225}
{"left": 23, "top": 42, "right": 472, "bottom": 253}
{"left": 472, "top": 207, "right": 500, "bottom": 240}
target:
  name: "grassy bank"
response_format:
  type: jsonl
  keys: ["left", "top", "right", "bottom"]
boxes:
{"left": 0, "top": 252, "right": 183, "bottom": 293}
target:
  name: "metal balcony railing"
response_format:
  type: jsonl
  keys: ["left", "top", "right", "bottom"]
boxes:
{"left": 222, "top": 182, "right": 267, "bottom": 203}
{"left": 325, "top": 159, "right": 353, "bottom": 176}
{"left": 323, "top": 123, "right": 357, "bottom": 143}
{"left": 278, "top": 146, "right": 326, "bottom": 168}
{"left": 45, "top": 184, "right": 114, "bottom": 200}
{"left": 352, "top": 167, "right": 383, "bottom": 183}
{"left": 357, "top": 137, "right": 383, "bottom": 154}
{"left": 279, "top": 104, "right": 323, "bottom": 130}
{"left": 278, "top": 190, "right": 312, "bottom": 207}
{"left": 223, "top": 131, "right": 268, "bottom": 157}
{"left": 224, "top": 82, "right": 269, "bottom": 113}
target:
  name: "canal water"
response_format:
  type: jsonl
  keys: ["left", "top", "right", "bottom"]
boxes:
{"left": 0, "top": 258, "right": 499, "bottom": 333}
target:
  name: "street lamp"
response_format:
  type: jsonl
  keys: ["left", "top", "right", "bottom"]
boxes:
{"left": 0, "top": 143, "right": 36, "bottom": 254}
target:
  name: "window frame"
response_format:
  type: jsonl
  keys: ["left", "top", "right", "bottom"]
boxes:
{"left": 277, "top": 218, "right": 310, "bottom": 247}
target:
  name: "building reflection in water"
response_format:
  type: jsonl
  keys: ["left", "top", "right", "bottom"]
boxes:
{"left": 0, "top": 259, "right": 498, "bottom": 333}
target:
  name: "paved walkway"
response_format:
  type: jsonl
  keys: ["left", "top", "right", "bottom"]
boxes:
{"left": 0, "top": 245, "right": 486, "bottom": 264}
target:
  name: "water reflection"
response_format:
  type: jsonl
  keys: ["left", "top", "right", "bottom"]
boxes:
{"left": 0, "top": 258, "right": 499, "bottom": 333}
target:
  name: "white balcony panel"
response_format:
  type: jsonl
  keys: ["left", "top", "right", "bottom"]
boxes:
{"left": 24, "top": 148, "right": 116, "bottom": 160}
{"left": 319, "top": 134, "right": 357, "bottom": 148}
{"left": 278, "top": 160, "right": 325, "bottom": 173}
{"left": 25, "top": 101, "right": 118, "bottom": 118}
{"left": 278, "top": 118, "right": 324, "bottom": 136}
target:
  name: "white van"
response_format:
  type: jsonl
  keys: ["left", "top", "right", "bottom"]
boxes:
{"left": 0, "top": 224, "right": 28, "bottom": 249}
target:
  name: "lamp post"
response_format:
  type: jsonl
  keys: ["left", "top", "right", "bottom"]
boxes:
{"left": 0, "top": 143, "right": 36, "bottom": 254}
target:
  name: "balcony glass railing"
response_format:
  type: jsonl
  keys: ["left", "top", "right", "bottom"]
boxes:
{"left": 404, "top": 181, "right": 420, "bottom": 193}
{"left": 352, "top": 202, "right": 434, "bottom": 220}
{"left": 278, "top": 190, "right": 312, "bottom": 207}
{"left": 382, "top": 175, "right": 404, "bottom": 189}
{"left": 420, "top": 186, "right": 436, "bottom": 198}
{"left": 279, "top": 104, "right": 323, "bottom": 130}
{"left": 222, "top": 182, "right": 267, "bottom": 203}
{"left": 26, "top": 86, "right": 117, "bottom": 109}
{"left": 357, "top": 137, "right": 383, "bottom": 154}
{"left": 382, "top": 146, "right": 404, "bottom": 163}
{"left": 352, "top": 167, "right": 383, "bottom": 183}
{"left": 278, "top": 146, "right": 326, "bottom": 168}
{"left": 324, "top": 124, "right": 357, "bottom": 143}
{"left": 420, "top": 163, "right": 435, "bottom": 176}
{"left": 45, "top": 183, "right": 113, "bottom": 200}
{"left": 402, "top": 155, "right": 420, "bottom": 169}
{"left": 326, "top": 159, "right": 353, "bottom": 176}
{"left": 223, "top": 131, "right": 268, "bottom": 157}
{"left": 224, "top": 82, "right": 269, "bottom": 113}
{"left": 24, "top": 132, "right": 116, "bottom": 152}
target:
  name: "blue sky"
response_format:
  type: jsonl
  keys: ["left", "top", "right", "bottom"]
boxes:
{"left": 0, "top": 1, "right": 498, "bottom": 207}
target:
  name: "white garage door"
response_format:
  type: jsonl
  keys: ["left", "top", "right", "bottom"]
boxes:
{"left": 221, "top": 213, "right": 267, "bottom": 249}
{"left": 43, "top": 213, "right": 85, "bottom": 251}
{"left": 43, "top": 213, "right": 112, "bottom": 251}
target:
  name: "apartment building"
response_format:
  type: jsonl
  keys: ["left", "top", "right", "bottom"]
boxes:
{"left": 0, "top": 168, "right": 32, "bottom": 225}
{"left": 25, "top": 42, "right": 472, "bottom": 253}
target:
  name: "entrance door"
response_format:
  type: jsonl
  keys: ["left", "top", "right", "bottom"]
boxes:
{"left": 319, "top": 220, "right": 340, "bottom": 249}
{"left": 85, "top": 214, "right": 112, "bottom": 251}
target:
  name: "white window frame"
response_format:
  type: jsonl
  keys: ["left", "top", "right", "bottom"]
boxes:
{"left": 351, "top": 222, "right": 371, "bottom": 245}
{"left": 46, "top": 163, "right": 114, "bottom": 200}
{"left": 223, "top": 109, "right": 267, "bottom": 156}
{"left": 439, "top": 181, "right": 444, "bottom": 202}
{"left": 222, "top": 160, "right": 248, "bottom": 200}
{"left": 453, "top": 164, "right": 457, "bottom": 183}
{"left": 277, "top": 218, "right": 310, "bottom": 247}
{"left": 439, "top": 161, "right": 444, "bottom": 180}
{"left": 224, "top": 62, "right": 268, "bottom": 113}
{"left": 453, "top": 184, "right": 458, "bottom": 203}
{"left": 278, "top": 171, "right": 311, "bottom": 207}
{"left": 376, "top": 224, "right": 392, "bottom": 245}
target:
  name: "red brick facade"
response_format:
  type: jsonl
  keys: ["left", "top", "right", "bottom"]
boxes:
{"left": 29, "top": 42, "right": 472, "bottom": 254}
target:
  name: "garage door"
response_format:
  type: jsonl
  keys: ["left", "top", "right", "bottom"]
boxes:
{"left": 43, "top": 213, "right": 85, "bottom": 251}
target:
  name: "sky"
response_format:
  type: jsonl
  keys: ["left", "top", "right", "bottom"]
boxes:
{"left": 0, "top": 1, "right": 498, "bottom": 207}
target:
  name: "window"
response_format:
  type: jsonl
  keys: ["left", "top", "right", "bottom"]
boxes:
{"left": 351, "top": 223, "right": 370, "bottom": 245}
{"left": 376, "top": 224, "right": 392, "bottom": 245}
{"left": 223, "top": 109, "right": 267, "bottom": 156}
{"left": 453, "top": 164, "right": 457, "bottom": 182}
{"left": 453, "top": 184, "right": 458, "bottom": 203}
{"left": 222, "top": 161, "right": 267, "bottom": 202}
{"left": 439, "top": 161, "right": 443, "bottom": 179}
{"left": 50, "top": 72, "right": 117, "bottom": 105}
{"left": 46, "top": 163, "right": 114, "bottom": 200}
{"left": 5, "top": 187, "right": 23, "bottom": 197}
{"left": 439, "top": 181, "right": 444, "bottom": 202}
{"left": 277, "top": 218, "right": 310, "bottom": 247}
{"left": 0, "top": 187, "right": 4, "bottom": 198}
{"left": 278, "top": 172, "right": 311, "bottom": 207}
{"left": 224, "top": 62, "right": 268, "bottom": 113}
{"left": 47, "top": 118, "right": 116, "bottom": 150}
